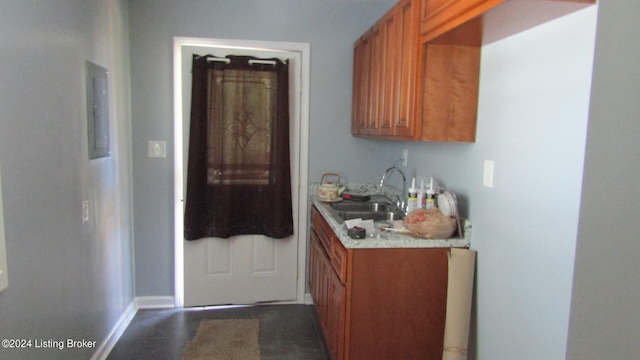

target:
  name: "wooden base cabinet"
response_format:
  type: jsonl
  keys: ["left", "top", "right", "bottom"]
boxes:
{"left": 310, "top": 206, "right": 450, "bottom": 360}
{"left": 310, "top": 229, "right": 345, "bottom": 360}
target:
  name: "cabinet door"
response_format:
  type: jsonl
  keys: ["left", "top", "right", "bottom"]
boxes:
{"left": 310, "top": 230, "right": 333, "bottom": 340}
{"left": 348, "top": 248, "right": 450, "bottom": 360}
{"left": 351, "top": 0, "right": 421, "bottom": 140}
{"left": 311, "top": 227, "right": 347, "bottom": 360}
{"left": 378, "top": 10, "right": 399, "bottom": 136}
{"left": 367, "top": 23, "right": 384, "bottom": 135}
{"left": 327, "top": 269, "right": 346, "bottom": 360}
{"left": 351, "top": 38, "right": 362, "bottom": 135}
{"left": 394, "top": 0, "right": 419, "bottom": 138}
{"left": 352, "top": 33, "right": 370, "bottom": 136}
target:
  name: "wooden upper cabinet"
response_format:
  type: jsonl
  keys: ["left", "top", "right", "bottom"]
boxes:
{"left": 352, "top": 0, "right": 596, "bottom": 142}
{"left": 420, "top": 0, "right": 598, "bottom": 43}
{"left": 394, "top": 0, "right": 419, "bottom": 138}
{"left": 351, "top": 0, "right": 420, "bottom": 140}
{"left": 351, "top": 32, "right": 371, "bottom": 136}
{"left": 420, "top": 0, "right": 504, "bottom": 42}
{"left": 369, "top": 23, "right": 384, "bottom": 135}
{"left": 419, "top": 17, "right": 482, "bottom": 142}
{"left": 352, "top": 30, "right": 372, "bottom": 136}
{"left": 379, "top": 10, "right": 398, "bottom": 136}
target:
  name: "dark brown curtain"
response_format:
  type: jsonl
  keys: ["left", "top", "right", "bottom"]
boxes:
{"left": 184, "top": 54, "right": 293, "bottom": 240}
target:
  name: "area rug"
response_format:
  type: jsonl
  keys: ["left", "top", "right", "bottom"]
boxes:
{"left": 181, "top": 319, "right": 261, "bottom": 360}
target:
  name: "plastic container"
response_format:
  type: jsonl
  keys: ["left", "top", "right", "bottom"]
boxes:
{"left": 407, "top": 177, "right": 419, "bottom": 213}
{"left": 425, "top": 177, "right": 436, "bottom": 209}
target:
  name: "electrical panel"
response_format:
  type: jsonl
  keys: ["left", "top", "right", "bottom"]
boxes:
{"left": 0, "top": 158, "right": 8, "bottom": 292}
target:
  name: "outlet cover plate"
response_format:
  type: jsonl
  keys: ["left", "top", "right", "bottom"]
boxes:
{"left": 148, "top": 140, "right": 167, "bottom": 158}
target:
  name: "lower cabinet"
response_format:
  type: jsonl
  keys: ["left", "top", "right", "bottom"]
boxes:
{"left": 310, "top": 229, "right": 341, "bottom": 359}
{"left": 310, "top": 205, "right": 450, "bottom": 360}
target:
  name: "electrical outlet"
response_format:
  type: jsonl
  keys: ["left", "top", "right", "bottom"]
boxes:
{"left": 402, "top": 149, "right": 408, "bottom": 167}
{"left": 148, "top": 140, "right": 167, "bottom": 158}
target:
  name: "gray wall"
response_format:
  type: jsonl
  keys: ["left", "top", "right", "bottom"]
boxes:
{"left": 387, "top": 7, "right": 598, "bottom": 359}
{"left": 0, "top": 1, "right": 134, "bottom": 359}
{"left": 3, "top": 1, "right": 637, "bottom": 359}
{"left": 130, "top": 1, "right": 640, "bottom": 359}
{"left": 567, "top": 0, "right": 640, "bottom": 358}
{"left": 128, "top": 0, "right": 397, "bottom": 296}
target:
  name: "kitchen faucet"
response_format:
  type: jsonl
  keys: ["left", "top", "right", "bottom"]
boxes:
{"left": 379, "top": 166, "right": 407, "bottom": 212}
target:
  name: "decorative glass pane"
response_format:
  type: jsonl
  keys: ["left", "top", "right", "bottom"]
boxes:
{"left": 206, "top": 69, "right": 277, "bottom": 185}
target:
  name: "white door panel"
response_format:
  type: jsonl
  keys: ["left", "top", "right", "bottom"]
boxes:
{"left": 180, "top": 43, "right": 301, "bottom": 307}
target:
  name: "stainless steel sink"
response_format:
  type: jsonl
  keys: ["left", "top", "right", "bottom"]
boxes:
{"left": 330, "top": 201, "right": 388, "bottom": 212}
{"left": 329, "top": 201, "right": 404, "bottom": 222}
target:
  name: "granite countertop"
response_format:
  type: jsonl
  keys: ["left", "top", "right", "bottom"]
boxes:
{"left": 312, "top": 197, "right": 471, "bottom": 249}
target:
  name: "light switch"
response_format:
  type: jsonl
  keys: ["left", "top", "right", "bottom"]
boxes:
{"left": 483, "top": 160, "right": 495, "bottom": 188}
{"left": 148, "top": 140, "right": 167, "bottom": 158}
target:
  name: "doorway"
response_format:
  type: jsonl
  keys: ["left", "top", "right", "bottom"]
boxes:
{"left": 173, "top": 37, "right": 310, "bottom": 307}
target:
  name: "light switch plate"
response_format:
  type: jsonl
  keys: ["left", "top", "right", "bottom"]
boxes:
{"left": 82, "top": 200, "right": 89, "bottom": 223}
{"left": 483, "top": 160, "right": 495, "bottom": 188}
{"left": 148, "top": 140, "right": 167, "bottom": 158}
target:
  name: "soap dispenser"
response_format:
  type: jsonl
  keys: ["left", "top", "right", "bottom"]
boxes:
{"left": 417, "top": 177, "right": 425, "bottom": 209}
{"left": 425, "top": 177, "right": 436, "bottom": 209}
{"left": 407, "top": 177, "right": 419, "bottom": 213}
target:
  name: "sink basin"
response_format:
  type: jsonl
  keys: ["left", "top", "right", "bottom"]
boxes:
{"left": 330, "top": 201, "right": 388, "bottom": 212}
{"left": 339, "top": 210, "right": 403, "bottom": 222}
{"left": 329, "top": 201, "right": 404, "bottom": 222}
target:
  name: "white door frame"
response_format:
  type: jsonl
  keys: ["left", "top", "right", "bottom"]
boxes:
{"left": 172, "top": 37, "right": 310, "bottom": 307}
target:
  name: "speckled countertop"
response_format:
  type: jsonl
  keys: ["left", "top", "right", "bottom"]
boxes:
{"left": 312, "top": 197, "right": 471, "bottom": 249}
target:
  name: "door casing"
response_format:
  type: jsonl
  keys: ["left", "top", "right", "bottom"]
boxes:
{"left": 172, "top": 37, "right": 310, "bottom": 307}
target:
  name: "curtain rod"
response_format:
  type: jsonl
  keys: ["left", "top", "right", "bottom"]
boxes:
{"left": 205, "top": 57, "right": 276, "bottom": 66}
{"left": 248, "top": 59, "right": 277, "bottom": 66}
{"left": 206, "top": 57, "right": 230, "bottom": 63}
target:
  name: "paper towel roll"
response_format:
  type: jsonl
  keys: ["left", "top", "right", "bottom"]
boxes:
{"left": 442, "top": 248, "right": 476, "bottom": 360}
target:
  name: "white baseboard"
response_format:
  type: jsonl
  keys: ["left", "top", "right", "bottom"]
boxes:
{"left": 90, "top": 300, "right": 137, "bottom": 360}
{"left": 304, "top": 292, "right": 314, "bottom": 305}
{"left": 135, "top": 296, "right": 176, "bottom": 309}
{"left": 91, "top": 296, "right": 176, "bottom": 360}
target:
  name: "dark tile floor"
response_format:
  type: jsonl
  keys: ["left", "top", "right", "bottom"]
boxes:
{"left": 107, "top": 304, "right": 329, "bottom": 360}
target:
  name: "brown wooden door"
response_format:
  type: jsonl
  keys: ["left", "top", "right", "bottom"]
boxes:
{"left": 367, "top": 23, "right": 384, "bottom": 135}
{"left": 348, "top": 248, "right": 449, "bottom": 360}
{"left": 327, "top": 269, "right": 346, "bottom": 360}
{"left": 309, "top": 231, "right": 327, "bottom": 330}
{"left": 352, "top": 34, "right": 370, "bottom": 135}
{"left": 394, "top": 0, "right": 419, "bottom": 138}
{"left": 379, "top": 9, "right": 399, "bottom": 136}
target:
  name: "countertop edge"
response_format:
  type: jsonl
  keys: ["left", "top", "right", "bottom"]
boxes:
{"left": 312, "top": 198, "right": 471, "bottom": 249}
